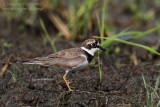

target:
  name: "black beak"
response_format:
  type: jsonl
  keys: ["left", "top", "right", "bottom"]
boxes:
{"left": 97, "top": 45, "right": 106, "bottom": 51}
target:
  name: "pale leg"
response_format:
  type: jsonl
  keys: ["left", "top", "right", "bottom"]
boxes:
{"left": 63, "top": 70, "right": 73, "bottom": 91}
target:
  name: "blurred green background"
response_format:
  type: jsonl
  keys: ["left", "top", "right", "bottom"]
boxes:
{"left": 1, "top": 0, "right": 160, "bottom": 40}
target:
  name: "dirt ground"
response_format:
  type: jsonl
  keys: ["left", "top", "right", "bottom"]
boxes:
{"left": 0, "top": 15, "right": 160, "bottom": 107}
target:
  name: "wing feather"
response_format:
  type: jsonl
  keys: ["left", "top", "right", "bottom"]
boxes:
{"left": 47, "top": 48, "right": 84, "bottom": 59}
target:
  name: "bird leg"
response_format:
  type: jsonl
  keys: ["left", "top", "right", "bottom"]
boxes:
{"left": 63, "top": 71, "right": 73, "bottom": 91}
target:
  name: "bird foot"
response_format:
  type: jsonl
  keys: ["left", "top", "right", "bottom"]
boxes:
{"left": 68, "top": 88, "right": 73, "bottom": 91}
{"left": 67, "top": 80, "right": 73, "bottom": 84}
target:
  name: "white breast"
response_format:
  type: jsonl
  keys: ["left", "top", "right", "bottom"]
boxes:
{"left": 71, "top": 54, "right": 88, "bottom": 71}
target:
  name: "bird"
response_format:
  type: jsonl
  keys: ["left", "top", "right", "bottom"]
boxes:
{"left": 22, "top": 39, "right": 106, "bottom": 91}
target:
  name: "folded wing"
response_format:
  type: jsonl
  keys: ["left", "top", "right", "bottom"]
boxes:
{"left": 22, "top": 48, "right": 86, "bottom": 69}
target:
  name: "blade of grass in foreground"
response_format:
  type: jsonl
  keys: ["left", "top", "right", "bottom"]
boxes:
{"left": 96, "top": 37, "right": 160, "bottom": 55}
{"left": 98, "top": 52, "right": 103, "bottom": 82}
{"left": 97, "top": 0, "right": 108, "bottom": 42}
{"left": 100, "top": 28, "right": 130, "bottom": 48}
{"left": 131, "top": 25, "right": 160, "bottom": 40}
{"left": 40, "top": 18, "right": 57, "bottom": 53}
{"left": 7, "top": 70, "right": 17, "bottom": 82}
{"left": 142, "top": 75, "right": 160, "bottom": 107}
{"left": 99, "top": 26, "right": 160, "bottom": 49}
{"left": 96, "top": 0, "right": 108, "bottom": 82}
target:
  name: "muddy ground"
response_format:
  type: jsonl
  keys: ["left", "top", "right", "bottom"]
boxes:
{"left": 0, "top": 1, "right": 160, "bottom": 105}
{"left": 0, "top": 17, "right": 160, "bottom": 107}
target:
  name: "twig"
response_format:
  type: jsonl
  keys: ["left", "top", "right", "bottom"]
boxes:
{"left": 132, "top": 52, "right": 138, "bottom": 65}
{"left": 0, "top": 57, "right": 11, "bottom": 77}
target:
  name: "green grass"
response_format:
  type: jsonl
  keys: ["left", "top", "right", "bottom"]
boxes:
{"left": 3, "top": 0, "right": 37, "bottom": 24}
{"left": 98, "top": 26, "right": 160, "bottom": 49}
{"left": 3, "top": 0, "right": 159, "bottom": 40}
{"left": 96, "top": 0, "right": 108, "bottom": 82}
{"left": 100, "top": 0, "right": 107, "bottom": 42}
{"left": 97, "top": 0, "right": 108, "bottom": 43}
{"left": 2, "top": 42, "right": 14, "bottom": 48}
{"left": 98, "top": 52, "right": 103, "bottom": 82}
{"left": 40, "top": 18, "right": 57, "bottom": 53}
{"left": 100, "top": 76, "right": 160, "bottom": 107}
{"left": 7, "top": 70, "right": 17, "bottom": 82}
{"left": 124, "top": 0, "right": 157, "bottom": 23}
{"left": 68, "top": 0, "right": 98, "bottom": 38}
{"left": 94, "top": 26, "right": 160, "bottom": 82}
{"left": 97, "top": 36, "right": 160, "bottom": 56}
{"left": 142, "top": 75, "right": 160, "bottom": 107}
{"left": 95, "top": 26, "right": 160, "bottom": 55}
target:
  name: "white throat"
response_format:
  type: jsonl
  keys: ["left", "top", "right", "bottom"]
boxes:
{"left": 81, "top": 47, "right": 100, "bottom": 56}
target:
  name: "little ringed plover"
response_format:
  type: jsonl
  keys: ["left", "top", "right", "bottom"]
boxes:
{"left": 22, "top": 39, "right": 106, "bottom": 91}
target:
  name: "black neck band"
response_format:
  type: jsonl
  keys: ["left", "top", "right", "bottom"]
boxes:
{"left": 83, "top": 50, "right": 94, "bottom": 63}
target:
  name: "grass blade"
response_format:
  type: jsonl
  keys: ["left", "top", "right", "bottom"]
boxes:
{"left": 40, "top": 18, "right": 57, "bottom": 53}
{"left": 7, "top": 70, "right": 17, "bottom": 82}
{"left": 157, "top": 100, "right": 160, "bottom": 107}
{"left": 96, "top": 26, "right": 159, "bottom": 49}
{"left": 98, "top": 52, "right": 103, "bottom": 82}
{"left": 100, "top": 0, "right": 108, "bottom": 42}
{"left": 96, "top": 37, "right": 160, "bottom": 55}
{"left": 99, "top": 28, "right": 130, "bottom": 48}
{"left": 131, "top": 26, "right": 160, "bottom": 40}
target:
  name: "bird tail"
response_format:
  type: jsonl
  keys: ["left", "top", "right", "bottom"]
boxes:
{"left": 22, "top": 57, "right": 47, "bottom": 65}
{"left": 22, "top": 60, "right": 43, "bottom": 65}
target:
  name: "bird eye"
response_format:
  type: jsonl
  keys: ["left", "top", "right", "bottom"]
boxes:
{"left": 91, "top": 43, "right": 96, "bottom": 47}
{"left": 87, "top": 44, "right": 92, "bottom": 48}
